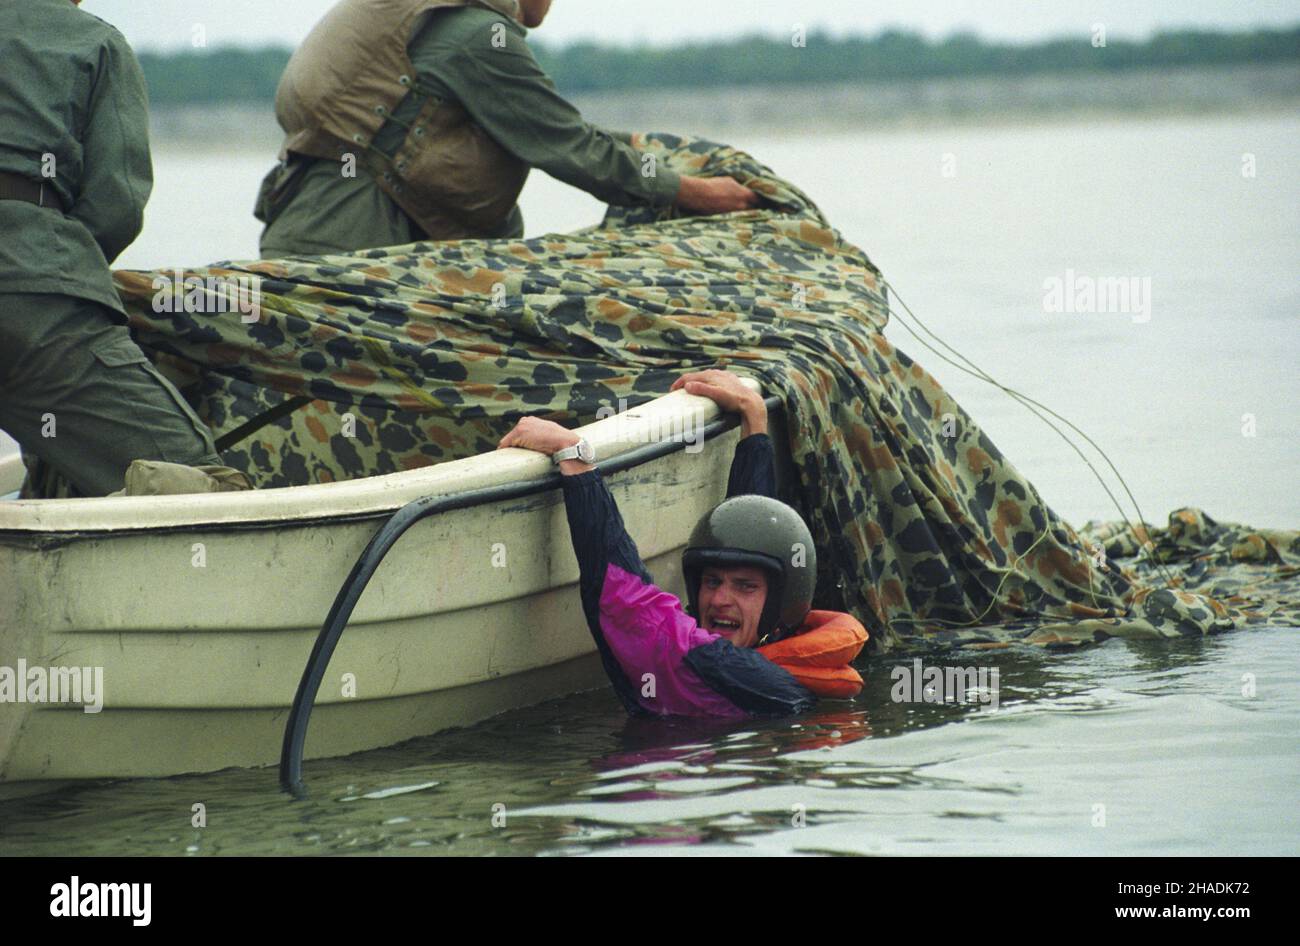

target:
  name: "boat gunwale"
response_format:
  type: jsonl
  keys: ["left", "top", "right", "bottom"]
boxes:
{"left": 0, "top": 384, "right": 775, "bottom": 537}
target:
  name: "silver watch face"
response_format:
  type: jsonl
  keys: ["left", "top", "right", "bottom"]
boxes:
{"left": 576, "top": 439, "right": 595, "bottom": 464}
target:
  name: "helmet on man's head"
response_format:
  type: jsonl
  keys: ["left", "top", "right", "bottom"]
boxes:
{"left": 681, "top": 495, "right": 817, "bottom": 643}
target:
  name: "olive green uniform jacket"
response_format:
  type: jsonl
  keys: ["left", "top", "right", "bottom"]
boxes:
{"left": 0, "top": 0, "right": 225, "bottom": 496}
{"left": 257, "top": 5, "right": 681, "bottom": 255}
{"left": 0, "top": 0, "right": 152, "bottom": 317}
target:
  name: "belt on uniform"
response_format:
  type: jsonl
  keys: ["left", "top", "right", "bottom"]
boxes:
{"left": 0, "top": 171, "right": 67, "bottom": 212}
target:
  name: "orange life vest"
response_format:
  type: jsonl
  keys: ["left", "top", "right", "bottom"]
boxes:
{"left": 758, "top": 610, "right": 868, "bottom": 699}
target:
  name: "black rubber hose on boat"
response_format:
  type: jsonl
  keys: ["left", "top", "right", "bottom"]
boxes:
{"left": 280, "top": 395, "right": 782, "bottom": 797}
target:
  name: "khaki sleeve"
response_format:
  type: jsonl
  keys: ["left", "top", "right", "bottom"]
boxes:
{"left": 432, "top": 32, "right": 680, "bottom": 208}
{"left": 72, "top": 30, "right": 154, "bottom": 264}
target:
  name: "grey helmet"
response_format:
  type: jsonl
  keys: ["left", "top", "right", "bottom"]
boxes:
{"left": 681, "top": 495, "right": 817, "bottom": 643}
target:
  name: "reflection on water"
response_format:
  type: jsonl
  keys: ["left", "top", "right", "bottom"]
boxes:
{"left": 3, "top": 627, "right": 1295, "bottom": 856}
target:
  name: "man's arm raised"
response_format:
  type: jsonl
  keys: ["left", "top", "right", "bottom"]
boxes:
{"left": 417, "top": 14, "right": 758, "bottom": 215}
{"left": 495, "top": 415, "right": 751, "bottom": 718}
{"left": 672, "top": 370, "right": 776, "bottom": 499}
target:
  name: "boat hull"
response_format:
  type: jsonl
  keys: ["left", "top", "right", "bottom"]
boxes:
{"left": 0, "top": 390, "right": 746, "bottom": 783}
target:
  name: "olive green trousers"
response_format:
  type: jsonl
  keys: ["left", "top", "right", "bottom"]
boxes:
{"left": 0, "top": 292, "right": 225, "bottom": 496}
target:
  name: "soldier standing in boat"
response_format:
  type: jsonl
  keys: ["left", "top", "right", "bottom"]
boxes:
{"left": 0, "top": 0, "right": 243, "bottom": 497}
{"left": 256, "top": 0, "right": 760, "bottom": 255}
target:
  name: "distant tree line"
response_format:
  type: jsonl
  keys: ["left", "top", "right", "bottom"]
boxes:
{"left": 137, "top": 25, "right": 1300, "bottom": 106}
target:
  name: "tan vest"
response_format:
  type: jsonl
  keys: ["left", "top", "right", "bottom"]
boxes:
{"left": 275, "top": 0, "right": 530, "bottom": 240}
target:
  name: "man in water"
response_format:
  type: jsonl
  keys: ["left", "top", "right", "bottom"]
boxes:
{"left": 0, "top": 0, "right": 237, "bottom": 497}
{"left": 497, "top": 370, "right": 869, "bottom": 717}
{"left": 256, "top": 0, "right": 759, "bottom": 256}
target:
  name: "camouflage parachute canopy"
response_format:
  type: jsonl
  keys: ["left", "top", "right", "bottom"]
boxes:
{"left": 40, "top": 132, "right": 1297, "bottom": 653}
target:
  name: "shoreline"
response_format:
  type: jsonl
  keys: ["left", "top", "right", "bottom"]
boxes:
{"left": 148, "top": 62, "right": 1300, "bottom": 149}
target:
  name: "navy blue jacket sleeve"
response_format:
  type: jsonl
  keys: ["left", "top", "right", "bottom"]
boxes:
{"left": 684, "top": 640, "right": 816, "bottom": 715}
{"left": 726, "top": 433, "right": 777, "bottom": 499}
{"left": 561, "top": 470, "right": 652, "bottom": 714}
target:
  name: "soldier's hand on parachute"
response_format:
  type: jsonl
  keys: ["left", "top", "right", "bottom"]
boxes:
{"left": 674, "top": 175, "right": 760, "bottom": 215}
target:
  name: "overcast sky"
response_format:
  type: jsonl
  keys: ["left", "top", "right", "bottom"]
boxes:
{"left": 83, "top": 0, "right": 1300, "bottom": 52}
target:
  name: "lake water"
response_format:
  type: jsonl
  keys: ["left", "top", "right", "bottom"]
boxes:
{"left": 1, "top": 110, "right": 1297, "bottom": 855}
{"left": 2, "top": 631, "right": 1296, "bottom": 856}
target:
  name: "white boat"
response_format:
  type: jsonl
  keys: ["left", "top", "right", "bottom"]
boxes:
{"left": 0, "top": 384, "right": 767, "bottom": 788}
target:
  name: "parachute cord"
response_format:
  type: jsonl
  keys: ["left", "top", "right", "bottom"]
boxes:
{"left": 877, "top": 277, "right": 1178, "bottom": 590}
{"left": 888, "top": 522, "right": 1056, "bottom": 629}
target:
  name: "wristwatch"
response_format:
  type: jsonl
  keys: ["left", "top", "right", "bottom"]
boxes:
{"left": 552, "top": 438, "right": 596, "bottom": 465}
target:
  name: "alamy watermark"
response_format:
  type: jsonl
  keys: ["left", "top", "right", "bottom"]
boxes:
{"left": 1043, "top": 269, "right": 1151, "bottom": 323}
{"left": 890, "top": 658, "right": 1000, "bottom": 711}
{"left": 50, "top": 877, "right": 150, "bottom": 926}
{"left": 0, "top": 659, "right": 104, "bottom": 713}
{"left": 151, "top": 270, "right": 261, "bottom": 323}
{"left": 595, "top": 397, "right": 704, "bottom": 453}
